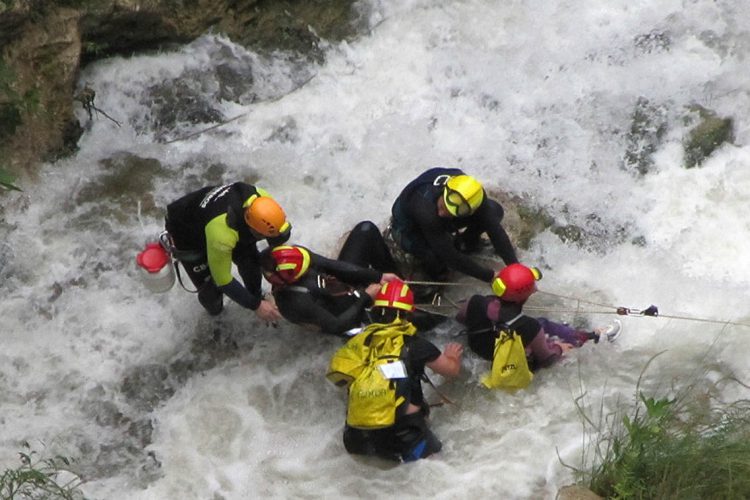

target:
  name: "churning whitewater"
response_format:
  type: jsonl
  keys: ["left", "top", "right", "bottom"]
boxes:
{"left": 1, "top": 1, "right": 749, "bottom": 499}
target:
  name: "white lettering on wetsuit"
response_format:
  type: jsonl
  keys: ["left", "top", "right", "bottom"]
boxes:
{"left": 199, "top": 184, "right": 232, "bottom": 208}
{"left": 432, "top": 174, "right": 451, "bottom": 187}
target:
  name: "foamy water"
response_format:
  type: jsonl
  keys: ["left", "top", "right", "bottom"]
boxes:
{"left": 1, "top": 1, "right": 749, "bottom": 498}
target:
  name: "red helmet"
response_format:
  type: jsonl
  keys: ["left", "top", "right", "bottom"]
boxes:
{"left": 270, "top": 245, "right": 311, "bottom": 283}
{"left": 491, "top": 264, "right": 542, "bottom": 302}
{"left": 373, "top": 279, "right": 415, "bottom": 312}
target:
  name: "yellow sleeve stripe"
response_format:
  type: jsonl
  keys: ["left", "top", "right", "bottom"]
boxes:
{"left": 205, "top": 214, "right": 239, "bottom": 286}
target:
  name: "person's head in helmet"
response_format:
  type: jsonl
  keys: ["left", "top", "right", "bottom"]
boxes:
{"left": 437, "top": 174, "right": 485, "bottom": 218}
{"left": 244, "top": 196, "right": 291, "bottom": 242}
{"left": 268, "top": 245, "right": 311, "bottom": 285}
{"left": 491, "top": 263, "right": 542, "bottom": 303}
{"left": 370, "top": 279, "right": 415, "bottom": 323}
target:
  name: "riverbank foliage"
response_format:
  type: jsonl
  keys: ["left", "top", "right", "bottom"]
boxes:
{"left": 568, "top": 361, "right": 750, "bottom": 499}
{"left": 0, "top": 443, "right": 85, "bottom": 499}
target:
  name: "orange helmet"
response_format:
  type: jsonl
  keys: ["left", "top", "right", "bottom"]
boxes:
{"left": 373, "top": 279, "right": 415, "bottom": 312}
{"left": 491, "top": 263, "right": 542, "bottom": 302}
{"left": 270, "top": 245, "right": 311, "bottom": 283}
{"left": 244, "top": 197, "right": 290, "bottom": 238}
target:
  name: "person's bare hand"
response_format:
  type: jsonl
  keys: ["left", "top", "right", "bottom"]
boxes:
{"left": 365, "top": 283, "right": 382, "bottom": 300}
{"left": 553, "top": 340, "right": 575, "bottom": 353}
{"left": 443, "top": 342, "right": 464, "bottom": 361}
{"left": 380, "top": 273, "right": 401, "bottom": 283}
{"left": 255, "top": 299, "right": 282, "bottom": 323}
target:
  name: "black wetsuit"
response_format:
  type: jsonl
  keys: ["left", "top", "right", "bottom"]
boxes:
{"left": 273, "top": 251, "right": 382, "bottom": 336}
{"left": 165, "top": 182, "right": 288, "bottom": 314}
{"left": 390, "top": 167, "right": 518, "bottom": 282}
{"left": 271, "top": 221, "right": 444, "bottom": 336}
{"left": 343, "top": 334, "right": 442, "bottom": 462}
{"left": 271, "top": 221, "right": 387, "bottom": 336}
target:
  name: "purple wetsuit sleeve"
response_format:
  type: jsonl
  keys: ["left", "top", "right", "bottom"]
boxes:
{"left": 537, "top": 318, "right": 589, "bottom": 347}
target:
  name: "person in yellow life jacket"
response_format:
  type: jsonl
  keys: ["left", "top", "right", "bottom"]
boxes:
{"left": 164, "top": 182, "right": 290, "bottom": 321}
{"left": 327, "top": 279, "right": 463, "bottom": 463}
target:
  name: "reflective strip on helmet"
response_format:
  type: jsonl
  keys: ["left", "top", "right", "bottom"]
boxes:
{"left": 373, "top": 298, "right": 413, "bottom": 311}
{"left": 242, "top": 193, "right": 259, "bottom": 208}
{"left": 297, "top": 247, "right": 311, "bottom": 279}
{"left": 491, "top": 277, "right": 507, "bottom": 297}
{"left": 530, "top": 267, "right": 542, "bottom": 280}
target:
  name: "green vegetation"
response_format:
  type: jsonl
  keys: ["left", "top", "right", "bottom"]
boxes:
{"left": 82, "top": 41, "right": 110, "bottom": 59}
{"left": 566, "top": 359, "right": 750, "bottom": 499}
{"left": 0, "top": 165, "right": 21, "bottom": 191}
{"left": 0, "top": 56, "right": 25, "bottom": 192}
{"left": 0, "top": 58, "right": 22, "bottom": 142}
{"left": 0, "top": 443, "right": 86, "bottom": 499}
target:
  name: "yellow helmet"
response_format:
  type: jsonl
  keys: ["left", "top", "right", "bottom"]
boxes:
{"left": 443, "top": 175, "right": 484, "bottom": 216}
{"left": 244, "top": 197, "right": 290, "bottom": 237}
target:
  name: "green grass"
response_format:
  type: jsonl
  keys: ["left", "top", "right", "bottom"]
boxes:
{"left": 565, "top": 356, "right": 750, "bottom": 499}
{"left": 0, "top": 443, "right": 85, "bottom": 499}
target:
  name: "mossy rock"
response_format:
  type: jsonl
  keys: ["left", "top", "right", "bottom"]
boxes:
{"left": 623, "top": 97, "right": 668, "bottom": 176}
{"left": 683, "top": 105, "right": 734, "bottom": 169}
{"left": 488, "top": 189, "right": 554, "bottom": 251}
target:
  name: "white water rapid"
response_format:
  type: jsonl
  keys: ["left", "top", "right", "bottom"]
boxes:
{"left": 2, "top": 1, "right": 749, "bottom": 499}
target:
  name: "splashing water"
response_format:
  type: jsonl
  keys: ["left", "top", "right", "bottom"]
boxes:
{"left": 2, "top": 1, "right": 750, "bottom": 498}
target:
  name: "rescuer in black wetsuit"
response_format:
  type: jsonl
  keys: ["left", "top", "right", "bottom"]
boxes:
{"left": 388, "top": 167, "right": 519, "bottom": 284}
{"left": 261, "top": 221, "right": 445, "bottom": 336}
{"left": 164, "top": 182, "right": 290, "bottom": 321}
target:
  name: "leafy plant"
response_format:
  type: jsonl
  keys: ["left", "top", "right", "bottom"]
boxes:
{"left": 563, "top": 356, "right": 750, "bottom": 500}
{"left": 0, "top": 443, "right": 86, "bottom": 499}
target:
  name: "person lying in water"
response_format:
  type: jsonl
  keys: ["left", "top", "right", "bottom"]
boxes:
{"left": 261, "top": 221, "right": 446, "bottom": 337}
{"left": 456, "top": 263, "right": 621, "bottom": 373}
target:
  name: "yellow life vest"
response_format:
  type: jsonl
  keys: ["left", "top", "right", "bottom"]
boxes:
{"left": 327, "top": 320, "right": 417, "bottom": 429}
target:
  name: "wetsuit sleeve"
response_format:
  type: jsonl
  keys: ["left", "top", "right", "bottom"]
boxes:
{"left": 475, "top": 199, "right": 518, "bottom": 265}
{"left": 218, "top": 278, "right": 259, "bottom": 310}
{"left": 234, "top": 247, "right": 263, "bottom": 310}
{"left": 204, "top": 214, "right": 239, "bottom": 286}
{"left": 275, "top": 288, "right": 373, "bottom": 336}
{"left": 205, "top": 213, "right": 262, "bottom": 310}
{"left": 406, "top": 336, "right": 441, "bottom": 376}
{"left": 410, "top": 198, "right": 495, "bottom": 282}
{"left": 311, "top": 253, "right": 382, "bottom": 285}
